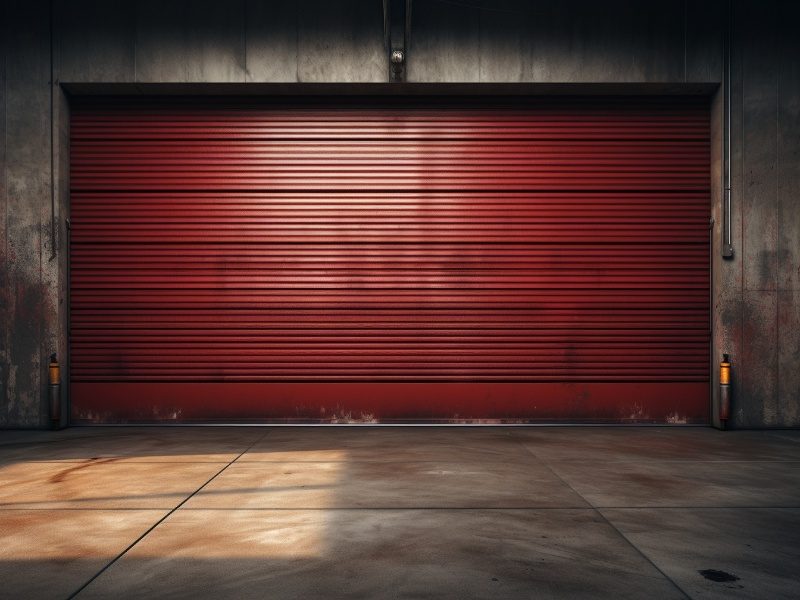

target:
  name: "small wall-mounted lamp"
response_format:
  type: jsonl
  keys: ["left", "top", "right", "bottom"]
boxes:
{"left": 390, "top": 49, "right": 405, "bottom": 81}
{"left": 49, "top": 353, "right": 62, "bottom": 429}
{"left": 384, "top": 0, "right": 411, "bottom": 82}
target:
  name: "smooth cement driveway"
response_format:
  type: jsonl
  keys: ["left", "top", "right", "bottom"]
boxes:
{"left": 1, "top": 427, "right": 799, "bottom": 599}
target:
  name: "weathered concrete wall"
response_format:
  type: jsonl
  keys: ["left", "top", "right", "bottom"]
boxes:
{"left": 0, "top": 1, "right": 6, "bottom": 424}
{"left": 1, "top": 1, "right": 59, "bottom": 428}
{"left": 1, "top": 0, "right": 798, "bottom": 427}
{"left": 53, "top": 0, "right": 721, "bottom": 85}
{"left": 720, "top": 0, "right": 800, "bottom": 428}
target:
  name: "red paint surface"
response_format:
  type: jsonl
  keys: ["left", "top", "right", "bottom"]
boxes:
{"left": 71, "top": 383, "right": 708, "bottom": 423}
{"left": 69, "top": 98, "right": 710, "bottom": 423}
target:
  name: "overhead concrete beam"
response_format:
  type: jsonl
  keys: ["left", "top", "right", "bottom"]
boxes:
{"left": 57, "top": 0, "right": 136, "bottom": 83}
{"left": 135, "top": 0, "right": 247, "bottom": 82}
{"left": 245, "top": 0, "right": 298, "bottom": 82}
{"left": 297, "top": 0, "right": 384, "bottom": 83}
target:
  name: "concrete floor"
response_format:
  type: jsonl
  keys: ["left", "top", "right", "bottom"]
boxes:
{"left": 1, "top": 427, "right": 799, "bottom": 599}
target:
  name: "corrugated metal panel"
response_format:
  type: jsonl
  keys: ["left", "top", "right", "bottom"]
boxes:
{"left": 69, "top": 98, "right": 710, "bottom": 423}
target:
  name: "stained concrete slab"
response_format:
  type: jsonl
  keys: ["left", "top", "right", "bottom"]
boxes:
{"left": 544, "top": 459, "right": 800, "bottom": 508}
{"left": 0, "top": 460, "right": 226, "bottom": 509}
{"left": 0, "top": 509, "right": 167, "bottom": 600}
{"left": 0, "top": 426, "right": 263, "bottom": 464}
{"left": 184, "top": 459, "right": 589, "bottom": 510}
{"left": 75, "top": 509, "right": 685, "bottom": 600}
{"left": 2, "top": 427, "right": 800, "bottom": 598}
{"left": 513, "top": 428, "right": 800, "bottom": 463}
{"left": 601, "top": 508, "right": 800, "bottom": 599}
{"left": 241, "top": 426, "right": 523, "bottom": 463}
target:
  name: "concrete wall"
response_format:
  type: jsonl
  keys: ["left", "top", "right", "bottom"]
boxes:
{"left": 1, "top": 1, "right": 58, "bottom": 428}
{"left": 1, "top": 0, "right": 797, "bottom": 428}
{"left": 723, "top": 0, "right": 800, "bottom": 427}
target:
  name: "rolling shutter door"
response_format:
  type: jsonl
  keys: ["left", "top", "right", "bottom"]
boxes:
{"left": 70, "top": 98, "right": 710, "bottom": 423}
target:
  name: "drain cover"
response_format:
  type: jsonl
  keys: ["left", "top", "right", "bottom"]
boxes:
{"left": 699, "top": 569, "right": 740, "bottom": 583}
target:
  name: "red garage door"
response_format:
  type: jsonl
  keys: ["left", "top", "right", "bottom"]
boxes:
{"left": 69, "top": 98, "right": 710, "bottom": 423}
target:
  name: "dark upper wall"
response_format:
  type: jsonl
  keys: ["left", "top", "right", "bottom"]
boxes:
{"left": 1, "top": 0, "right": 798, "bottom": 428}
{"left": 53, "top": 0, "right": 722, "bottom": 84}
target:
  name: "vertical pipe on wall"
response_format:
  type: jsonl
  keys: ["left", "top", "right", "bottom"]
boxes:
{"left": 405, "top": 0, "right": 412, "bottom": 53}
{"left": 387, "top": 0, "right": 408, "bottom": 81}
{"left": 383, "top": 0, "right": 390, "bottom": 52}
{"left": 48, "top": 0, "right": 56, "bottom": 262}
{"left": 722, "top": 0, "right": 734, "bottom": 258}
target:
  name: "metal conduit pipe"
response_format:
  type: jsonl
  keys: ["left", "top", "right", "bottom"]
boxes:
{"left": 718, "top": 0, "right": 734, "bottom": 430}
{"left": 48, "top": 0, "right": 57, "bottom": 262}
{"left": 722, "top": 0, "right": 734, "bottom": 258}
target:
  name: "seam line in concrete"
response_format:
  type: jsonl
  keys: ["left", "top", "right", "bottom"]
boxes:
{"left": 594, "top": 507, "right": 694, "bottom": 599}
{"left": 4, "top": 505, "right": 800, "bottom": 512}
{"left": 123, "top": 505, "right": 800, "bottom": 511}
{"left": 24, "top": 458, "right": 790, "bottom": 465}
{"left": 0, "top": 435, "right": 128, "bottom": 448}
{"left": 496, "top": 459, "right": 800, "bottom": 464}
{"left": 509, "top": 430, "right": 693, "bottom": 600}
{"left": 65, "top": 431, "right": 269, "bottom": 600}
